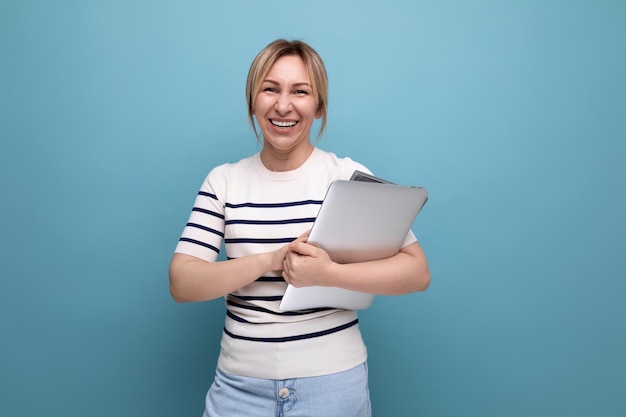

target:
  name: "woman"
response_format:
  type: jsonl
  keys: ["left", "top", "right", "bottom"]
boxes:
{"left": 169, "top": 39, "right": 430, "bottom": 417}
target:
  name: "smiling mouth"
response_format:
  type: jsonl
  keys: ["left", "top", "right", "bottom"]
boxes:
{"left": 270, "top": 119, "right": 298, "bottom": 128}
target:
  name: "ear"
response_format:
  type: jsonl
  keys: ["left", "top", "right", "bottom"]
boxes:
{"left": 315, "top": 104, "right": 323, "bottom": 119}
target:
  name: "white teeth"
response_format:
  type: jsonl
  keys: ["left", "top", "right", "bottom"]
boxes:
{"left": 271, "top": 120, "right": 297, "bottom": 127}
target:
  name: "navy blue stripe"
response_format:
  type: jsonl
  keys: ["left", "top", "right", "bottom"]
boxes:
{"left": 223, "top": 319, "right": 359, "bottom": 343}
{"left": 255, "top": 276, "right": 285, "bottom": 282}
{"left": 192, "top": 207, "right": 225, "bottom": 219}
{"left": 227, "top": 300, "right": 331, "bottom": 317}
{"left": 225, "top": 200, "right": 322, "bottom": 209}
{"left": 226, "top": 309, "right": 339, "bottom": 324}
{"left": 198, "top": 191, "right": 218, "bottom": 200}
{"left": 179, "top": 237, "right": 220, "bottom": 254}
{"left": 231, "top": 294, "right": 284, "bottom": 302}
{"left": 227, "top": 300, "right": 304, "bottom": 316}
{"left": 227, "top": 310, "right": 250, "bottom": 323}
{"left": 225, "top": 217, "right": 316, "bottom": 226}
{"left": 186, "top": 222, "right": 224, "bottom": 237}
{"left": 225, "top": 237, "right": 295, "bottom": 244}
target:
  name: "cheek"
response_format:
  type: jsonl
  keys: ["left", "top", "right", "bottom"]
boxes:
{"left": 253, "top": 95, "right": 271, "bottom": 115}
{"left": 297, "top": 101, "right": 320, "bottom": 121}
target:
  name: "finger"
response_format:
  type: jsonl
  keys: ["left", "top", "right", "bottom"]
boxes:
{"left": 282, "top": 262, "right": 290, "bottom": 283}
{"left": 284, "top": 251, "right": 299, "bottom": 270}
{"left": 289, "top": 240, "right": 317, "bottom": 257}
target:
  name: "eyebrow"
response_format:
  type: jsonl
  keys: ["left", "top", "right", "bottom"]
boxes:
{"left": 262, "top": 79, "right": 312, "bottom": 88}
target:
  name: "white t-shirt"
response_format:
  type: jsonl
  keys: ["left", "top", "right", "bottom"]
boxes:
{"left": 175, "top": 147, "right": 416, "bottom": 379}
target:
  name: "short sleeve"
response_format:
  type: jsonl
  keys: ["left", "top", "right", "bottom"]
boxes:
{"left": 174, "top": 167, "right": 227, "bottom": 262}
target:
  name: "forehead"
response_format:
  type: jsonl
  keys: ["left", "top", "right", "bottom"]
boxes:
{"left": 264, "top": 55, "right": 310, "bottom": 83}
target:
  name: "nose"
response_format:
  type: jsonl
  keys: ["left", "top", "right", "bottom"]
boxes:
{"left": 275, "top": 93, "right": 292, "bottom": 114}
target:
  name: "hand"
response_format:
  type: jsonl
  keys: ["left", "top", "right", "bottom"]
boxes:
{"left": 282, "top": 233, "right": 334, "bottom": 288}
{"left": 266, "top": 243, "right": 291, "bottom": 272}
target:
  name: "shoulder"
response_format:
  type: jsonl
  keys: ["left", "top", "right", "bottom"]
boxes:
{"left": 314, "top": 148, "right": 372, "bottom": 179}
{"left": 202, "top": 154, "right": 258, "bottom": 199}
{"left": 209, "top": 153, "right": 256, "bottom": 177}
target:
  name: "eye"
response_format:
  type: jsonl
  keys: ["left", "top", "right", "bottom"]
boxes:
{"left": 294, "top": 90, "right": 309, "bottom": 96}
{"left": 263, "top": 87, "right": 278, "bottom": 93}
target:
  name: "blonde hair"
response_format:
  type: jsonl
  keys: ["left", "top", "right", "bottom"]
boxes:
{"left": 246, "top": 39, "right": 329, "bottom": 141}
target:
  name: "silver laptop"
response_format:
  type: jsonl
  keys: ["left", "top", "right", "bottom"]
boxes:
{"left": 278, "top": 175, "right": 428, "bottom": 311}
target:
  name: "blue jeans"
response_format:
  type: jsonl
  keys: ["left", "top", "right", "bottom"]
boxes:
{"left": 202, "top": 363, "right": 371, "bottom": 417}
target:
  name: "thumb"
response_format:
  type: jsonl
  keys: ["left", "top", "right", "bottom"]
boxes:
{"left": 289, "top": 240, "right": 317, "bottom": 257}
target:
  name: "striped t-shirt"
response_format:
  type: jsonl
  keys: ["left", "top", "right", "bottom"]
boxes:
{"left": 175, "top": 147, "right": 416, "bottom": 379}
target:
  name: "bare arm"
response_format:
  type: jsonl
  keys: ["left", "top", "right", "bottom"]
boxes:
{"left": 169, "top": 245, "right": 291, "bottom": 303}
{"left": 282, "top": 240, "right": 430, "bottom": 295}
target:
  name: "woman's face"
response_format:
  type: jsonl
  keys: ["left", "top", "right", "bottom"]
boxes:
{"left": 254, "top": 55, "right": 321, "bottom": 156}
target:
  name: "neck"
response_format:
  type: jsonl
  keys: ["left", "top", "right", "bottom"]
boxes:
{"left": 260, "top": 143, "right": 314, "bottom": 172}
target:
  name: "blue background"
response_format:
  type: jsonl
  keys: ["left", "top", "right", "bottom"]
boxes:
{"left": 1, "top": 1, "right": 625, "bottom": 416}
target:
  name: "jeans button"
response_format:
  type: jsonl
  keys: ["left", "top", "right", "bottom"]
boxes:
{"left": 278, "top": 387, "right": 290, "bottom": 399}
